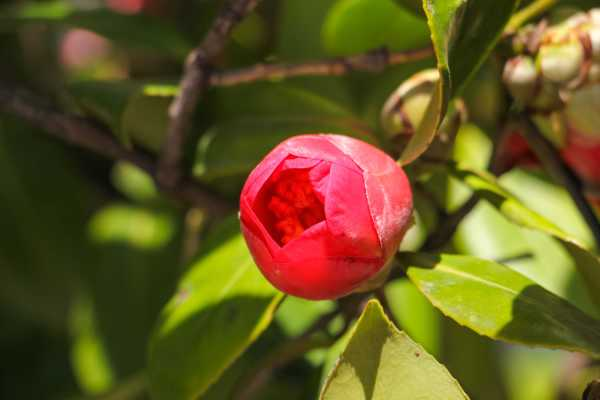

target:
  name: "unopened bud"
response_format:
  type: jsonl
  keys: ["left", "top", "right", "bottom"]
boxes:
{"left": 503, "top": 56, "right": 539, "bottom": 104}
{"left": 380, "top": 69, "right": 439, "bottom": 138}
{"left": 561, "top": 11, "right": 588, "bottom": 28}
{"left": 538, "top": 42, "right": 584, "bottom": 84}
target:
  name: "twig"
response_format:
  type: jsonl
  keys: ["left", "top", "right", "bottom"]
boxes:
{"left": 159, "top": 0, "right": 262, "bottom": 188}
{"left": 520, "top": 116, "right": 600, "bottom": 248}
{"left": 422, "top": 195, "right": 480, "bottom": 252}
{"left": 209, "top": 47, "right": 434, "bottom": 86}
{"left": 0, "top": 83, "right": 231, "bottom": 216}
{"left": 233, "top": 308, "right": 342, "bottom": 400}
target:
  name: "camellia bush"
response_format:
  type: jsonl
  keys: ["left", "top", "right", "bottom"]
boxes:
{"left": 3, "top": 0, "right": 600, "bottom": 399}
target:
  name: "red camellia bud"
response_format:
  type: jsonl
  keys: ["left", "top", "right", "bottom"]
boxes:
{"left": 239, "top": 134, "right": 413, "bottom": 300}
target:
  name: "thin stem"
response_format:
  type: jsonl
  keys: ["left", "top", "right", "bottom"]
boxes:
{"left": 506, "top": 0, "right": 557, "bottom": 34}
{"left": 232, "top": 309, "right": 341, "bottom": 400}
{"left": 158, "top": 0, "right": 262, "bottom": 189}
{"left": 209, "top": 47, "right": 434, "bottom": 87}
{"left": 519, "top": 116, "right": 600, "bottom": 248}
{"left": 422, "top": 195, "right": 480, "bottom": 252}
{"left": 0, "top": 83, "right": 232, "bottom": 216}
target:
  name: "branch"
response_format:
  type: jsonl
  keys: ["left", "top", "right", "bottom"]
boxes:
{"left": 159, "top": 0, "right": 262, "bottom": 188}
{"left": 520, "top": 116, "right": 600, "bottom": 248}
{"left": 0, "top": 83, "right": 232, "bottom": 216}
{"left": 422, "top": 195, "right": 480, "bottom": 252}
{"left": 209, "top": 47, "right": 434, "bottom": 87}
{"left": 232, "top": 308, "right": 342, "bottom": 400}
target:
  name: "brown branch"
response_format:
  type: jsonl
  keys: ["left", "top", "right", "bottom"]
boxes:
{"left": 422, "top": 195, "right": 480, "bottom": 252}
{"left": 209, "top": 47, "right": 434, "bottom": 86}
{"left": 519, "top": 116, "right": 600, "bottom": 248}
{"left": 159, "top": 0, "right": 262, "bottom": 188}
{"left": 0, "top": 83, "right": 232, "bottom": 216}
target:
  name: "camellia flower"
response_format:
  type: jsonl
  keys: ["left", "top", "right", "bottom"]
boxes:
{"left": 239, "top": 134, "right": 413, "bottom": 300}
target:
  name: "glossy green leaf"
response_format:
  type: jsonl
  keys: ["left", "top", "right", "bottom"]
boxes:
{"left": 398, "top": 0, "right": 520, "bottom": 164}
{"left": 320, "top": 300, "right": 469, "bottom": 400}
{"left": 453, "top": 201, "right": 598, "bottom": 317}
{"left": 148, "top": 217, "right": 283, "bottom": 400}
{"left": 2, "top": 1, "right": 191, "bottom": 58}
{"left": 322, "top": 0, "right": 430, "bottom": 56}
{"left": 69, "top": 81, "right": 172, "bottom": 150}
{"left": 499, "top": 168, "right": 595, "bottom": 248}
{"left": 400, "top": 252, "right": 600, "bottom": 357}
{"left": 392, "top": 0, "right": 425, "bottom": 17}
{"left": 442, "top": 162, "right": 600, "bottom": 310}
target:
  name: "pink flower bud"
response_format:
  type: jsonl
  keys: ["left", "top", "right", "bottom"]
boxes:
{"left": 239, "top": 134, "right": 413, "bottom": 300}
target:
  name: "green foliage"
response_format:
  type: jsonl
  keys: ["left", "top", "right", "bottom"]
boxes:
{"left": 148, "top": 217, "right": 283, "bottom": 400}
{"left": 400, "top": 252, "right": 600, "bottom": 357}
{"left": 442, "top": 162, "right": 600, "bottom": 310}
{"left": 320, "top": 300, "right": 469, "bottom": 400}
{"left": 322, "top": 0, "right": 430, "bottom": 56}
{"left": 3, "top": 1, "right": 600, "bottom": 399}
{"left": 399, "top": 0, "right": 520, "bottom": 164}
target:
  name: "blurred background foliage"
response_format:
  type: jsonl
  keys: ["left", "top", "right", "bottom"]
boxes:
{"left": 0, "top": 0, "right": 599, "bottom": 399}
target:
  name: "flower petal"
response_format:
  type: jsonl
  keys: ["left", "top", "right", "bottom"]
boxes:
{"left": 271, "top": 222, "right": 381, "bottom": 299}
{"left": 324, "top": 163, "right": 381, "bottom": 258}
{"left": 326, "top": 134, "right": 413, "bottom": 258}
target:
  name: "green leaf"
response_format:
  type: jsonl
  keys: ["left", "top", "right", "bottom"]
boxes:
{"left": 322, "top": 0, "right": 430, "bottom": 56}
{"left": 400, "top": 252, "right": 600, "bottom": 357}
{"left": 320, "top": 300, "right": 469, "bottom": 400}
{"left": 2, "top": 1, "right": 191, "bottom": 58}
{"left": 499, "top": 168, "right": 595, "bottom": 248}
{"left": 148, "top": 217, "right": 283, "bottom": 400}
{"left": 441, "top": 162, "right": 600, "bottom": 310}
{"left": 391, "top": 0, "right": 425, "bottom": 17}
{"left": 453, "top": 201, "right": 598, "bottom": 317}
{"left": 69, "top": 80, "right": 173, "bottom": 150}
{"left": 399, "top": 0, "right": 520, "bottom": 164}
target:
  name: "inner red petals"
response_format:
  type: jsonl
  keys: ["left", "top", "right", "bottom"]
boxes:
{"left": 266, "top": 169, "right": 325, "bottom": 245}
